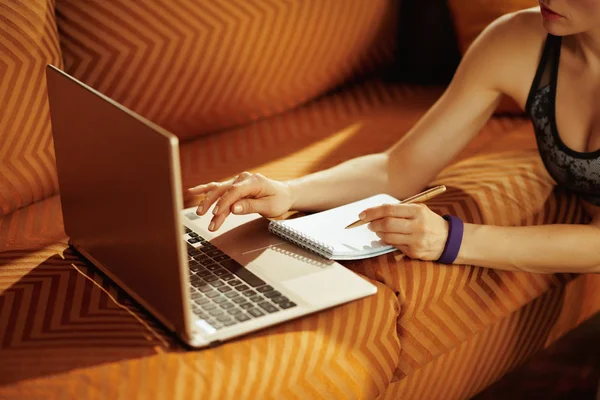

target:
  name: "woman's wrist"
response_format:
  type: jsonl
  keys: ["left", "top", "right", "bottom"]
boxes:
{"left": 283, "top": 179, "right": 303, "bottom": 211}
{"left": 452, "top": 223, "right": 482, "bottom": 266}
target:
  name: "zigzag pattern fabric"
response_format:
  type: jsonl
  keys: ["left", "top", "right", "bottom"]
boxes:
{"left": 0, "top": 0, "right": 64, "bottom": 217}
{"left": 55, "top": 0, "right": 398, "bottom": 140}
{"left": 382, "top": 275, "right": 600, "bottom": 400}
{"left": 0, "top": 248, "right": 402, "bottom": 399}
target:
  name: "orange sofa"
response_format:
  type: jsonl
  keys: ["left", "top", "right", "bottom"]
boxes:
{"left": 1, "top": 1, "right": 599, "bottom": 399}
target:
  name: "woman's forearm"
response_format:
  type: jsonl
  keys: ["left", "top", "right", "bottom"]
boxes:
{"left": 457, "top": 223, "right": 600, "bottom": 273}
{"left": 285, "top": 153, "right": 391, "bottom": 212}
{"left": 284, "top": 145, "right": 445, "bottom": 212}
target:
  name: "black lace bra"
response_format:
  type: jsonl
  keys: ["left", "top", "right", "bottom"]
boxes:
{"left": 526, "top": 34, "right": 600, "bottom": 206}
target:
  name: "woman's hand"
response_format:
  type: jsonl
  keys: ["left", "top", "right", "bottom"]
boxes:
{"left": 359, "top": 203, "right": 450, "bottom": 261}
{"left": 185, "top": 172, "right": 294, "bottom": 231}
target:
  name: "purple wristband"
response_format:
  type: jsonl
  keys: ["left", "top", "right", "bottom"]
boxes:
{"left": 436, "top": 215, "right": 464, "bottom": 264}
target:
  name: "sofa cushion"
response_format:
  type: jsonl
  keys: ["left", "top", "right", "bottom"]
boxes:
{"left": 55, "top": 0, "right": 399, "bottom": 140}
{"left": 0, "top": 243, "right": 401, "bottom": 399}
{"left": 0, "top": 0, "right": 64, "bottom": 216}
{"left": 380, "top": 274, "right": 600, "bottom": 400}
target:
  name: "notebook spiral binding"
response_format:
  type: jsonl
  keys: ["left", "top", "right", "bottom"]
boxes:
{"left": 268, "top": 220, "right": 335, "bottom": 259}
{"left": 268, "top": 245, "right": 334, "bottom": 268}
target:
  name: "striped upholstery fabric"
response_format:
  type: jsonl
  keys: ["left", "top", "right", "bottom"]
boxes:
{"left": 1, "top": 80, "right": 597, "bottom": 399}
{"left": 0, "top": 0, "right": 64, "bottom": 217}
{"left": 55, "top": 0, "right": 399, "bottom": 140}
{"left": 0, "top": 247, "right": 401, "bottom": 399}
{"left": 0, "top": 195, "right": 65, "bottom": 253}
{"left": 381, "top": 274, "right": 600, "bottom": 400}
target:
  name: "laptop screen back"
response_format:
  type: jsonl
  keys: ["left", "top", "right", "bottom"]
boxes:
{"left": 46, "top": 65, "right": 190, "bottom": 336}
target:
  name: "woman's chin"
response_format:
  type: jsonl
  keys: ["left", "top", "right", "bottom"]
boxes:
{"left": 541, "top": 18, "right": 578, "bottom": 37}
{"left": 542, "top": 22, "right": 564, "bottom": 35}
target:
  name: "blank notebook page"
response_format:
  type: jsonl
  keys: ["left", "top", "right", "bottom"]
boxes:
{"left": 272, "top": 194, "right": 399, "bottom": 260}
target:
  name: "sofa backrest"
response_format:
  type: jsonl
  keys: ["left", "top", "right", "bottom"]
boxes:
{"left": 54, "top": 0, "right": 400, "bottom": 141}
{"left": 0, "top": 0, "right": 64, "bottom": 217}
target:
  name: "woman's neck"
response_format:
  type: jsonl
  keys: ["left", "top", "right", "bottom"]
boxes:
{"left": 573, "top": 27, "right": 600, "bottom": 70}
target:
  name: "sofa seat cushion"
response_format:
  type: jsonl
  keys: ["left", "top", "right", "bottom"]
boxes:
{"left": 55, "top": 0, "right": 399, "bottom": 140}
{"left": 0, "top": 241, "right": 401, "bottom": 399}
{"left": 379, "top": 273, "right": 600, "bottom": 400}
{"left": 0, "top": 0, "right": 64, "bottom": 216}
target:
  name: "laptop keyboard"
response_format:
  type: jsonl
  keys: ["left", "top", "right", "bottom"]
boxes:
{"left": 184, "top": 226, "right": 297, "bottom": 331}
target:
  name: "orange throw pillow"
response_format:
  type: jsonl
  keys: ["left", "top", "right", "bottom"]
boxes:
{"left": 447, "top": 0, "right": 539, "bottom": 114}
{"left": 0, "top": 0, "right": 64, "bottom": 216}
{"left": 55, "top": 1, "right": 398, "bottom": 140}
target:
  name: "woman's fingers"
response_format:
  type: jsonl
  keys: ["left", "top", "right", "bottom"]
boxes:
{"left": 189, "top": 173, "right": 251, "bottom": 216}
{"left": 374, "top": 231, "right": 413, "bottom": 247}
{"left": 194, "top": 183, "right": 226, "bottom": 216}
{"left": 210, "top": 175, "right": 260, "bottom": 231}
{"left": 187, "top": 182, "right": 217, "bottom": 195}
{"left": 189, "top": 172, "right": 288, "bottom": 232}
{"left": 233, "top": 171, "right": 253, "bottom": 183}
{"left": 198, "top": 188, "right": 220, "bottom": 215}
{"left": 215, "top": 179, "right": 257, "bottom": 215}
{"left": 230, "top": 198, "right": 271, "bottom": 215}
{"left": 367, "top": 217, "right": 414, "bottom": 234}
{"left": 365, "top": 203, "right": 449, "bottom": 261}
{"left": 359, "top": 203, "right": 423, "bottom": 223}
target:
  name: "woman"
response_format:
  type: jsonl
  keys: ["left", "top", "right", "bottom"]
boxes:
{"left": 186, "top": 2, "right": 600, "bottom": 273}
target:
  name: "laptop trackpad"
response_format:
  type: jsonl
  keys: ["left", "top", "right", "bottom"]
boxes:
{"left": 247, "top": 242, "right": 335, "bottom": 283}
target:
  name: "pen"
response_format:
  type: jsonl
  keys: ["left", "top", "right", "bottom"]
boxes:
{"left": 345, "top": 185, "right": 447, "bottom": 229}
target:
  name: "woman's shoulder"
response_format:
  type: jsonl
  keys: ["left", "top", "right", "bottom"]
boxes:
{"left": 472, "top": 8, "right": 547, "bottom": 55}
{"left": 455, "top": 8, "right": 550, "bottom": 105}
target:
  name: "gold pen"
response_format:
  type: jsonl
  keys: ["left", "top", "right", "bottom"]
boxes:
{"left": 345, "top": 185, "right": 447, "bottom": 229}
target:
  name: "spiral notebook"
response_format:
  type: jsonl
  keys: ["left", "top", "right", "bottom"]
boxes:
{"left": 268, "top": 194, "right": 400, "bottom": 260}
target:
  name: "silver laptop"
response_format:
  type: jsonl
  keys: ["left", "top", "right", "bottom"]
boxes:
{"left": 45, "top": 65, "right": 377, "bottom": 348}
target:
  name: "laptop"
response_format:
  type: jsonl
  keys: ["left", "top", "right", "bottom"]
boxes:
{"left": 45, "top": 65, "right": 377, "bottom": 348}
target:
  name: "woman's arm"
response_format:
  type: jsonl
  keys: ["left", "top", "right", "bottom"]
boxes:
{"left": 458, "top": 222, "right": 600, "bottom": 273}
{"left": 361, "top": 203, "right": 600, "bottom": 274}
{"left": 288, "top": 11, "right": 543, "bottom": 212}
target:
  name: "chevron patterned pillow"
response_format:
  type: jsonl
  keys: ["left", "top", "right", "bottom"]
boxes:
{"left": 55, "top": 0, "right": 399, "bottom": 140}
{"left": 0, "top": 0, "right": 64, "bottom": 216}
